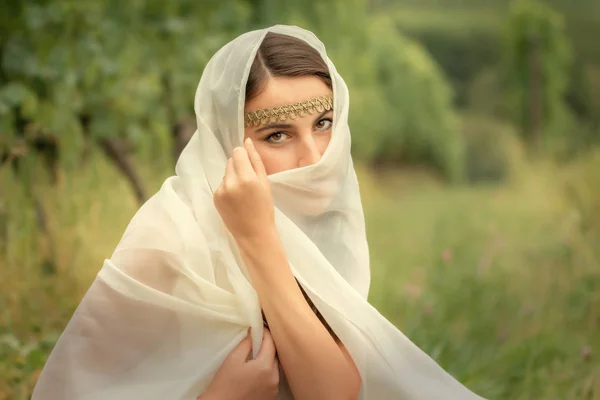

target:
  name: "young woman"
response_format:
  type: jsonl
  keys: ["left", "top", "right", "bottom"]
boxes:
{"left": 32, "top": 26, "right": 486, "bottom": 400}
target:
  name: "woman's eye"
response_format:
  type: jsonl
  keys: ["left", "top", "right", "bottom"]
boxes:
{"left": 316, "top": 118, "right": 333, "bottom": 131}
{"left": 265, "top": 132, "right": 288, "bottom": 143}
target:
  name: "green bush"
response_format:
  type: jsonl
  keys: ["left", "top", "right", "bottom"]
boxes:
{"left": 465, "top": 67, "right": 509, "bottom": 120}
{"left": 348, "top": 17, "right": 465, "bottom": 182}
{"left": 503, "top": 0, "right": 573, "bottom": 149}
{"left": 399, "top": 26, "right": 502, "bottom": 107}
{"left": 387, "top": 3, "right": 600, "bottom": 138}
{"left": 460, "top": 114, "right": 524, "bottom": 184}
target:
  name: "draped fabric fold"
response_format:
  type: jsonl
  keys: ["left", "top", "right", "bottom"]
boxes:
{"left": 32, "top": 25, "right": 485, "bottom": 400}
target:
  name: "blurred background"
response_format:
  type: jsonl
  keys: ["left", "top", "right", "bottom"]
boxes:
{"left": 1, "top": 0, "right": 599, "bottom": 398}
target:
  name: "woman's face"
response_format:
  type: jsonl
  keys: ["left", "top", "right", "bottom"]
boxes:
{"left": 243, "top": 75, "right": 333, "bottom": 175}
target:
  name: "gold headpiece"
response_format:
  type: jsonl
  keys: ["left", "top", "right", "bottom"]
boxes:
{"left": 244, "top": 94, "right": 334, "bottom": 128}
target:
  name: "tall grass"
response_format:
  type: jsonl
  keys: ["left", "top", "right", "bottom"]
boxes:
{"left": 1, "top": 150, "right": 599, "bottom": 399}
{"left": 362, "top": 161, "right": 599, "bottom": 398}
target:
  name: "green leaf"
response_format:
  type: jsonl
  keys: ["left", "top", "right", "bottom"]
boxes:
{"left": 0, "top": 333, "right": 21, "bottom": 351}
{"left": 0, "top": 83, "right": 34, "bottom": 107}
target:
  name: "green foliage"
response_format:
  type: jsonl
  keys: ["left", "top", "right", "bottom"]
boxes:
{"left": 288, "top": 3, "right": 465, "bottom": 182}
{"left": 465, "top": 68, "right": 509, "bottom": 119}
{"left": 1, "top": 0, "right": 465, "bottom": 182}
{"left": 390, "top": 7, "right": 503, "bottom": 107}
{"left": 503, "top": 0, "right": 572, "bottom": 148}
{"left": 460, "top": 114, "right": 524, "bottom": 184}
{"left": 388, "top": 2, "right": 600, "bottom": 148}
{"left": 358, "top": 18, "right": 464, "bottom": 181}
{"left": 0, "top": 0, "right": 249, "bottom": 169}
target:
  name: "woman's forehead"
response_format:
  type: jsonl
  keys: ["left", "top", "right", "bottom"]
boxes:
{"left": 245, "top": 76, "right": 331, "bottom": 112}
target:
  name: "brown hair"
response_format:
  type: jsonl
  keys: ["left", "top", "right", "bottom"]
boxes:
{"left": 245, "top": 32, "right": 332, "bottom": 102}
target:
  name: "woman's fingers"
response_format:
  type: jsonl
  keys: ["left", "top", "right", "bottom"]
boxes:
{"left": 228, "top": 330, "right": 253, "bottom": 363}
{"left": 256, "top": 328, "right": 277, "bottom": 365}
{"left": 231, "top": 146, "right": 254, "bottom": 181}
{"left": 223, "top": 157, "right": 235, "bottom": 186}
{"left": 244, "top": 138, "right": 268, "bottom": 179}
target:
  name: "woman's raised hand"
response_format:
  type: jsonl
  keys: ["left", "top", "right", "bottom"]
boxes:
{"left": 213, "top": 138, "right": 275, "bottom": 241}
{"left": 197, "top": 328, "right": 280, "bottom": 400}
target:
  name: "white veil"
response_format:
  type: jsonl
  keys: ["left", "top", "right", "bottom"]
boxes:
{"left": 31, "top": 25, "right": 486, "bottom": 400}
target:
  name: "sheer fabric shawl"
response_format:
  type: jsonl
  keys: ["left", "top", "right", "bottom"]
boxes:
{"left": 31, "top": 25, "right": 485, "bottom": 400}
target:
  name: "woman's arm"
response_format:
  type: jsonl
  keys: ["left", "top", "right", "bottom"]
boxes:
{"left": 236, "top": 229, "right": 361, "bottom": 400}
{"left": 213, "top": 140, "right": 361, "bottom": 400}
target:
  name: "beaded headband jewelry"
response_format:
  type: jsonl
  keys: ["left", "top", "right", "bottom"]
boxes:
{"left": 244, "top": 94, "right": 334, "bottom": 128}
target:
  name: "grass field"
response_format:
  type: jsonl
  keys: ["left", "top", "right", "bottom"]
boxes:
{"left": 1, "top": 150, "right": 599, "bottom": 399}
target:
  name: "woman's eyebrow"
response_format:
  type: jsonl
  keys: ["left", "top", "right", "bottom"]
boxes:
{"left": 256, "top": 123, "right": 294, "bottom": 133}
{"left": 313, "top": 109, "right": 333, "bottom": 122}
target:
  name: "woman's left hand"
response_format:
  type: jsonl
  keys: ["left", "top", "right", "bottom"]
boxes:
{"left": 214, "top": 138, "right": 275, "bottom": 241}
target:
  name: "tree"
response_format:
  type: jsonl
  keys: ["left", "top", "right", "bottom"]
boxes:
{"left": 503, "top": 0, "right": 572, "bottom": 151}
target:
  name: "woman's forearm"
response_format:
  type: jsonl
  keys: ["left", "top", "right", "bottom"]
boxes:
{"left": 236, "top": 228, "right": 361, "bottom": 400}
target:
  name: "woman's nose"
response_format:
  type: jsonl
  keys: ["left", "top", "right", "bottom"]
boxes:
{"left": 297, "top": 136, "right": 322, "bottom": 168}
